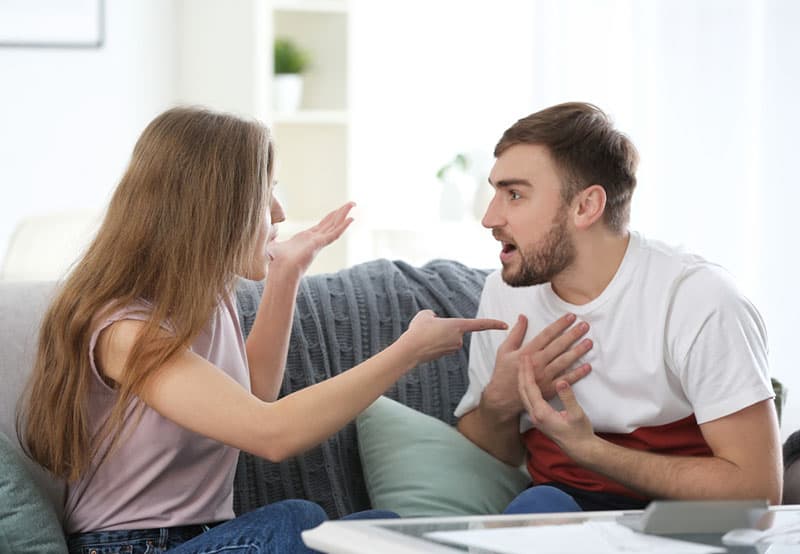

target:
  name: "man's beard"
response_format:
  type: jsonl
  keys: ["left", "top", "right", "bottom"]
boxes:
{"left": 502, "top": 208, "right": 576, "bottom": 287}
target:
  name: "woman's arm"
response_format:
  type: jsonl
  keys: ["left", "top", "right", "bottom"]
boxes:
{"left": 97, "top": 311, "right": 507, "bottom": 462}
{"left": 246, "top": 203, "right": 353, "bottom": 401}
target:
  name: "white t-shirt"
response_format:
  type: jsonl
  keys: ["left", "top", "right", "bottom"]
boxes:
{"left": 455, "top": 231, "right": 773, "bottom": 497}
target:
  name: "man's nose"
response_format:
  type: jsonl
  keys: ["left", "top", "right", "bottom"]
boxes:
{"left": 481, "top": 196, "right": 502, "bottom": 229}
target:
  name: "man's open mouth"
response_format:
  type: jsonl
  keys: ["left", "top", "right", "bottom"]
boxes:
{"left": 501, "top": 242, "right": 517, "bottom": 254}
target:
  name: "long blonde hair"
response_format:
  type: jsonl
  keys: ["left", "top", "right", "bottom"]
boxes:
{"left": 18, "top": 106, "right": 273, "bottom": 481}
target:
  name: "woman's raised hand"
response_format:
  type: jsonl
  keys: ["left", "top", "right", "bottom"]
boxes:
{"left": 268, "top": 202, "right": 355, "bottom": 277}
{"left": 399, "top": 310, "right": 508, "bottom": 364}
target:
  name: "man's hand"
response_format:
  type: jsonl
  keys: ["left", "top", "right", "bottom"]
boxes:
{"left": 519, "top": 357, "right": 782, "bottom": 504}
{"left": 267, "top": 202, "right": 355, "bottom": 278}
{"left": 458, "top": 313, "right": 594, "bottom": 466}
{"left": 483, "top": 313, "right": 593, "bottom": 421}
{"left": 518, "top": 354, "right": 595, "bottom": 456}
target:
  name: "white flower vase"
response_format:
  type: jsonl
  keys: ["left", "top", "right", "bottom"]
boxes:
{"left": 472, "top": 177, "right": 493, "bottom": 220}
{"left": 273, "top": 74, "right": 304, "bottom": 113}
{"left": 439, "top": 177, "right": 466, "bottom": 222}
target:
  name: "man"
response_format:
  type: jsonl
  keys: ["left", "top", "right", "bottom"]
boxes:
{"left": 456, "top": 102, "right": 782, "bottom": 513}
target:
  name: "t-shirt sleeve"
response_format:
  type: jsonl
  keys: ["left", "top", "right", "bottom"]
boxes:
{"left": 666, "top": 265, "right": 773, "bottom": 424}
{"left": 454, "top": 275, "right": 506, "bottom": 418}
{"left": 88, "top": 302, "right": 156, "bottom": 392}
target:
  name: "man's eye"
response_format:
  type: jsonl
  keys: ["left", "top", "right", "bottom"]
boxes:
{"left": 509, "top": 190, "right": 521, "bottom": 200}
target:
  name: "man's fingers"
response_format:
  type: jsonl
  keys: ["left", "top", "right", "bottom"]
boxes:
{"left": 543, "top": 338, "right": 593, "bottom": 382}
{"left": 499, "top": 314, "right": 528, "bottom": 353}
{"left": 555, "top": 380, "right": 583, "bottom": 418}
{"left": 518, "top": 356, "right": 537, "bottom": 419}
{"left": 520, "top": 355, "right": 560, "bottom": 426}
{"left": 520, "top": 313, "right": 577, "bottom": 354}
{"left": 535, "top": 321, "right": 592, "bottom": 367}
{"left": 559, "top": 363, "right": 592, "bottom": 386}
{"left": 518, "top": 379, "right": 536, "bottom": 421}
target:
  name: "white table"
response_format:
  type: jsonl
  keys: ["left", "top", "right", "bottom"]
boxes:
{"left": 302, "top": 506, "right": 800, "bottom": 554}
{"left": 302, "top": 510, "right": 630, "bottom": 554}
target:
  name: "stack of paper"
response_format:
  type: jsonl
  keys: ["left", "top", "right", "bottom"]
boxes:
{"left": 426, "top": 521, "right": 725, "bottom": 554}
{"left": 722, "top": 511, "right": 800, "bottom": 546}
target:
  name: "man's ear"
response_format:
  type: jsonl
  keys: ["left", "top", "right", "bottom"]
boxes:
{"left": 572, "top": 185, "right": 606, "bottom": 230}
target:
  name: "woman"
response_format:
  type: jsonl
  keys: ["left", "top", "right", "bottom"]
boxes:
{"left": 18, "top": 106, "right": 506, "bottom": 553}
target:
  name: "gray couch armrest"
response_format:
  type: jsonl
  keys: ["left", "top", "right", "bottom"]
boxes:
{"left": 0, "top": 281, "right": 66, "bottom": 522}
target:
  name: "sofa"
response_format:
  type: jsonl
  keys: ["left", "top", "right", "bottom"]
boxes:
{"left": 230, "top": 258, "right": 513, "bottom": 518}
{"left": 1, "top": 258, "right": 796, "bottom": 553}
{"left": 1, "top": 259, "right": 533, "bottom": 553}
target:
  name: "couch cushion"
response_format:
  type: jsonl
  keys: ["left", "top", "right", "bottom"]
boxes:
{"left": 356, "top": 396, "right": 530, "bottom": 517}
{"left": 233, "top": 259, "right": 490, "bottom": 518}
{"left": 0, "top": 281, "right": 66, "bottom": 521}
{"left": 0, "top": 432, "right": 67, "bottom": 553}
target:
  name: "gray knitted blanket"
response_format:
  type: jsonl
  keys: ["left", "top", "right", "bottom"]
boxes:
{"left": 233, "top": 258, "right": 490, "bottom": 518}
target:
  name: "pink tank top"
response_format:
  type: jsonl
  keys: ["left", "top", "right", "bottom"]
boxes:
{"left": 64, "top": 293, "right": 250, "bottom": 533}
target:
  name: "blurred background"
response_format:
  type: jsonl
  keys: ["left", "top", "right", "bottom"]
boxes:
{"left": 0, "top": 0, "right": 797, "bottom": 435}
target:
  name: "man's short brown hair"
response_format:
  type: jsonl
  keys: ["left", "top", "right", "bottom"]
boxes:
{"left": 495, "top": 102, "right": 638, "bottom": 233}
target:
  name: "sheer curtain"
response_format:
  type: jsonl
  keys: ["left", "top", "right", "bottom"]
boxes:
{"left": 350, "top": 0, "right": 799, "bottom": 436}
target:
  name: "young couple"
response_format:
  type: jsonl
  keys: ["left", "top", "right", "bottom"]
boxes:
{"left": 19, "top": 103, "right": 781, "bottom": 554}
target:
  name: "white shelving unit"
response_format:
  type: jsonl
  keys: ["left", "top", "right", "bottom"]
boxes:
{"left": 269, "top": 0, "right": 350, "bottom": 274}
{"left": 177, "top": 0, "right": 350, "bottom": 276}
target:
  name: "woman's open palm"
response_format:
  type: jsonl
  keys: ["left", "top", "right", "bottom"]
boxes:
{"left": 268, "top": 202, "right": 355, "bottom": 275}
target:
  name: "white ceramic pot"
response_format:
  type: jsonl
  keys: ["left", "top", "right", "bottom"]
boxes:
{"left": 273, "top": 74, "right": 304, "bottom": 112}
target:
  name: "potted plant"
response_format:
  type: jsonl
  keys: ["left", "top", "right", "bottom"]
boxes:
{"left": 436, "top": 152, "right": 491, "bottom": 221}
{"left": 436, "top": 153, "right": 471, "bottom": 221}
{"left": 273, "top": 37, "right": 310, "bottom": 113}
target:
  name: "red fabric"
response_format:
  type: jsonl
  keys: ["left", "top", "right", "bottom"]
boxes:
{"left": 523, "top": 414, "right": 713, "bottom": 499}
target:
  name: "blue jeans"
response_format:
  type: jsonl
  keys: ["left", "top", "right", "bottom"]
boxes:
{"left": 503, "top": 483, "right": 649, "bottom": 513}
{"left": 66, "top": 499, "right": 398, "bottom": 554}
{"left": 503, "top": 485, "right": 583, "bottom": 514}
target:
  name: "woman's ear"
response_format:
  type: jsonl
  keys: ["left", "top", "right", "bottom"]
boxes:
{"left": 572, "top": 185, "right": 606, "bottom": 230}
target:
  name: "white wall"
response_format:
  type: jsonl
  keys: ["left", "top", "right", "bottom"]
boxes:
{"left": 348, "top": 0, "right": 536, "bottom": 268}
{"left": 177, "top": 0, "right": 269, "bottom": 121}
{"left": 758, "top": 0, "right": 800, "bottom": 438}
{"left": 0, "top": 0, "right": 180, "bottom": 267}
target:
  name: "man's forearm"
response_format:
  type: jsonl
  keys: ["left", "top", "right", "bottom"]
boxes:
{"left": 457, "top": 405, "right": 525, "bottom": 467}
{"left": 574, "top": 437, "right": 782, "bottom": 504}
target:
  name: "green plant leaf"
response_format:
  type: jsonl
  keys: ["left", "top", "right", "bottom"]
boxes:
{"left": 436, "top": 153, "right": 471, "bottom": 182}
{"left": 274, "top": 38, "right": 310, "bottom": 74}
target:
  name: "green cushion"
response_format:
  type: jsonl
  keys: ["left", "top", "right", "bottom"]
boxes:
{"left": 0, "top": 433, "right": 67, "bottom": 554}
{"left": 356, "top": 396, "right": 530, "bottom": 517}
